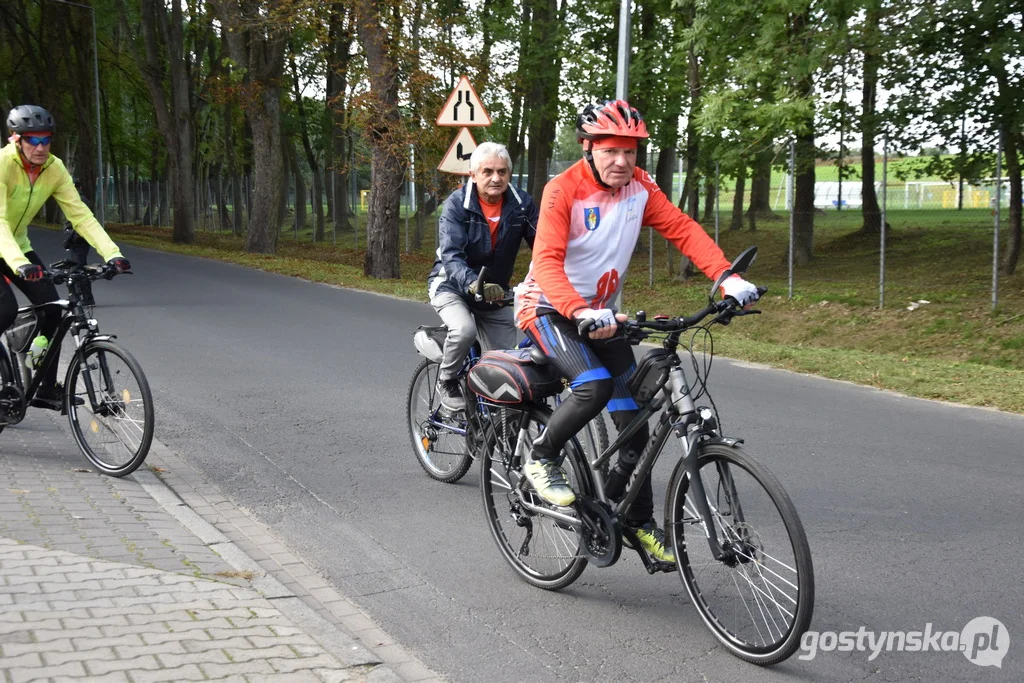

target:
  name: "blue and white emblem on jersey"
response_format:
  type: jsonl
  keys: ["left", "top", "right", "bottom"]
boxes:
{"left": 584, "top": 207, "right": 601, "bottom": 231}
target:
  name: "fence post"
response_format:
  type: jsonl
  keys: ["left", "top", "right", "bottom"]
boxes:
{"left": 787, "top": 139, "right": 795, "bottom": 299}
{"left": 879, "top": 139, "right": 888, "bottom": 309}
{"left": 993, "top": 131, "right": 1002, "bottom": 311}
{"left": 714, "top": 162, "right": 720, "bottom": 244}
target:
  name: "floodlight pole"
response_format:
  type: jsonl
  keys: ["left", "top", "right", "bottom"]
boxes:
{"left": 616, "top": 0, "right": 631, "bottom": 99}
{"left": 51, "top": 0, "right": 103, "bottom": 225}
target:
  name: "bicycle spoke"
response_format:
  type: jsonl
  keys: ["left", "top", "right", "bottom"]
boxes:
{"left": 673, "top": 444, "right": 813, "bottom": 664}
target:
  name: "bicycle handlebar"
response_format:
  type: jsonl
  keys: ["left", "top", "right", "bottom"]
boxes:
{"left": 622, "top": 286, "right": 769, "bottom": 342}
{"left": 45, "top": 261, "right": 130, "bottom": 285}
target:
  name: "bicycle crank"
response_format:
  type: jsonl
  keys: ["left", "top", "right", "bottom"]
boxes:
{"left": 0, "top": 384, "right": 26, "bottom": 425}
{"left": 574, "top": 498, "right": 621, "bottom": 568}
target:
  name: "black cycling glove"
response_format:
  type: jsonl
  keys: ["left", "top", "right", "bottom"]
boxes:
{"left": 17, "top": 264, "right": 46, "bottom": 282}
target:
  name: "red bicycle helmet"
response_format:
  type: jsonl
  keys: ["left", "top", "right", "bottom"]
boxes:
{"left": 575, "top": 100, "right": 649, "bottom": 142}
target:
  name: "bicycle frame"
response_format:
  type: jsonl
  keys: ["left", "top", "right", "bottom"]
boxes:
{"left": 513, "top": 343, "right": 742, "bottom": 565}
{"left": 3, "top": 270, "right": 117, "bottom": 416}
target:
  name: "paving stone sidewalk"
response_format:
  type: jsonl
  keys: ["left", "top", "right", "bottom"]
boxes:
{"left": 0, "top": 411, "right": 439, "bottom": 683}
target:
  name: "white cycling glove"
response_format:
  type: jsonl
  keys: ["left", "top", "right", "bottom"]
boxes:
{"left": 720, "top": 275, "right": 760, "bottom": 307}
{"left": 576, "top": 308, "right": 619, "bottom": 332}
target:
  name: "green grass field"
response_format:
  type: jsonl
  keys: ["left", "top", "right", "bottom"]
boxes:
{"left": 101, "top": 205, "right": 1024, "bottom": 413}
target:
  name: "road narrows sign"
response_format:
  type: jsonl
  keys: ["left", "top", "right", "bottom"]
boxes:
{"left": 436, "top": 76, "right": 492, "bottom": 127}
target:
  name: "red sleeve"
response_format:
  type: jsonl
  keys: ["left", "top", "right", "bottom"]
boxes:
{"left": 639, "top": 171, "right": 730, "bottom": 282}
{"left": 532, "top": 175, "right": 590, "bottom": 319}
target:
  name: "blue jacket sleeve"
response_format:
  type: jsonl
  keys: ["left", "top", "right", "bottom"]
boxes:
{"left": 436, "top": 190, "right": 477, "bottom": 295}
{"left": 522, "top": 192, "right": 538, "bottom": 249}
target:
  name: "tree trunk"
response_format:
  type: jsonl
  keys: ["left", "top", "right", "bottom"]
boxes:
{"left": 1000, "top": 128, "right": 1022, "bottom": 275}
{"left": 731, "top": 163, "right": 747, "bottom": 231}
{"left": 290, "top": 52, "right": 326, "bottom": 242}
{"left": 279, "top": 136, "right": 292, "bottom": 232}
{"left": 678, "top": 44, "right": 700, "bottom": 217}
{"left": 56, "top": 7, "right": 99, "bottom": 211}
{"left": 135, "top": 0, "right": 195, "bottom": 243}
{"left": 291, "top": 142, "right": 307, "bottom": 235}
{"left": 223, "top": 103, "right": 243, "bottom": 236}
{"left": 859, "top": 1, "right": 882, "bottom": 234}
{"left": 523, "top": 0, "right": 562, "bottom": 202}
{"left": 244, "top": 90, "right": 285, "bottom": 253}
{"left": 793, "top": 128, "right": 816, "bottom": 265}
{"left": 353, "top": 0, "right": 405, "bottom": 278}
{"left": 326, "top": 1, "right": 354, "bottom": 233}
{"left": 747, "top": 148, "right": 776, "bottom": 221}
{"left": 702, "top": 177, "right": 717, "bottom": 224}
{"left": 214, "top": 0, "right": 286, "bottom": 253}
{"left": 654, "top": 145, "right": 677, "bottom": 201}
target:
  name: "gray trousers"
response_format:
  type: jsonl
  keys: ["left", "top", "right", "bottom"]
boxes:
{"left": 430, "top": 290, "right": 517, "bottom": 381}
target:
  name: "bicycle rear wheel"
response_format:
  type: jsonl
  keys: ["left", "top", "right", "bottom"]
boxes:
{"left": 65, "top": 340, "right": 154, "bottom": 477}
{"left": 406, "top": 358, "right": 472, "bottom": 483}
{"left": 669, "top": 442, "right": 814, "bottom": 665}
{"left": 0, "top": 346, "right": 17, "bottom": 435}
{"left": 480, "top": 404, "right": 591, "bottom": 590}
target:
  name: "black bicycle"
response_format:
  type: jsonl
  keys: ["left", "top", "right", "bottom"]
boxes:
{"left": 475, "top": 247, "right": 814, "bottom": 665}
{"left": 0, "top": 261, "right": 154, "bottom": 477}
{"left": 407, "top": 269, "right": 609, "bottom": 483}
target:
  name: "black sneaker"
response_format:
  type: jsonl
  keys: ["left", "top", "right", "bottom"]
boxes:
{"left": 30, "top": 383, "right": 85, "bottom": 412}
{"left": 437, "top": 377, "right": 466, "bottom": 412}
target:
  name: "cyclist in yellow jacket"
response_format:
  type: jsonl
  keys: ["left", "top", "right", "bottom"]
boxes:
{"left": 1, "top": 105, "right": 131, "bottom": 409}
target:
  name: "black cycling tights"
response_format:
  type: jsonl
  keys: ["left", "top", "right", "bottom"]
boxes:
{"left": 524, "top": 312, "right": 654, "bottom": 524}
{"left": 0, "top": 251, "right": 63, "bottom": 389}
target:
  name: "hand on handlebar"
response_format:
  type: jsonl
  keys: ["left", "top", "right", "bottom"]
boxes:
{"left": 104, "top": 257, "right": 132, "bottom": 280}
{"left": 468, "top": 281, "right": 504, "bottom": 302}
{"left": 719, "top": 275, "right": 760, "bottom": 308}
{"left": 575, "top": 308, "right": 628, "bottom": 340}
{"left": 17, "top": 264, "right": 46, "bottom": 282}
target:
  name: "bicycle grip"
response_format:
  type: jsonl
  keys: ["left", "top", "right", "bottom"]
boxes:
{"left": 473, "top": 266, "right": 490, "bottom": 302}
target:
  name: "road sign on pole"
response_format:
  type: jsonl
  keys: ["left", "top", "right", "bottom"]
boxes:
{"left": 436, "top": 76, "right": 491, "bottom": 127}
{"left": 437, "top": 128, "right": 478, "bottom": 176}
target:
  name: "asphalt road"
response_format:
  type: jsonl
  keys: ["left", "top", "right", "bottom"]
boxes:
{"left": 26, "top": 228, "right": 1023, "bottom": 681}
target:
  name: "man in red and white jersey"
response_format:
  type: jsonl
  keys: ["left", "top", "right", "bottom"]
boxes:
{"left": 513, "top": 99, "right": 760, "bottom": 563}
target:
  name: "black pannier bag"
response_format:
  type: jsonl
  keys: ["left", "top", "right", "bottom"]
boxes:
{"left": 468, "top": 349, "right": 563, "bottom": 404}
{"left": 5, "top": 310, "right": 39, "bottom": 354}
{"left": 627, "top": 348, "right": 675, "bottom": 409}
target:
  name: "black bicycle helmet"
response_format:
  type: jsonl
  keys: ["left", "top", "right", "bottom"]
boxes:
{"left": 7, "top": 105, "right": 55, "bottom": 135}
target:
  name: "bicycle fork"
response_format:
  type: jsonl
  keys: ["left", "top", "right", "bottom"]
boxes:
{"left": 665, "top": 366, "right": 739, "bottom": 564}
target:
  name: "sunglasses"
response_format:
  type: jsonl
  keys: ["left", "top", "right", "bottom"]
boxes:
{"left": 23, "top": 135, "right": 52, "bottom": 146}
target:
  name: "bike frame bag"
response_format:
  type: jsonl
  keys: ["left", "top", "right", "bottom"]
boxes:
{"left": 468, "top": 349, "right": 563, "bottom": 404}
{"left": 627, "top": 347, "right": 675, "bottom": 409}
{"left": 5, "top": 310, "right": 39, "bottom": 354}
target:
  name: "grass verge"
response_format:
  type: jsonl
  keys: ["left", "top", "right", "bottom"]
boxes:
{"left": 93, "top": 213, "right": 1024, "bottom": 415}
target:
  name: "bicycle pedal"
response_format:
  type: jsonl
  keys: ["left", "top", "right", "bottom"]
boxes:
{"left": 650, "top": 559, "right": 677, "bottom": 573}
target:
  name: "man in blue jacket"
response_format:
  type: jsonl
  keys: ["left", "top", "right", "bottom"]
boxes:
{"left": 426, "top": 142, "right": 537, "bottom": 411}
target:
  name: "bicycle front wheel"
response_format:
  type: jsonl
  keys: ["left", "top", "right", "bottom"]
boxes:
{"left": 480, "top": 404, "right": 591, "bottom": 590}
{"left": 406, "top": 359, "right": 472, "bottom": 483}
{"left": 65, "top": 340, "right": 154, "bottom": 477}
{"left": 669, "top": 442, "right": 814, "bottom": 665}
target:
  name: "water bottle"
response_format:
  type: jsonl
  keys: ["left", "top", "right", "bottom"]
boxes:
{"left": 26, "top": 335, "right": 48, "bottom": 370}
